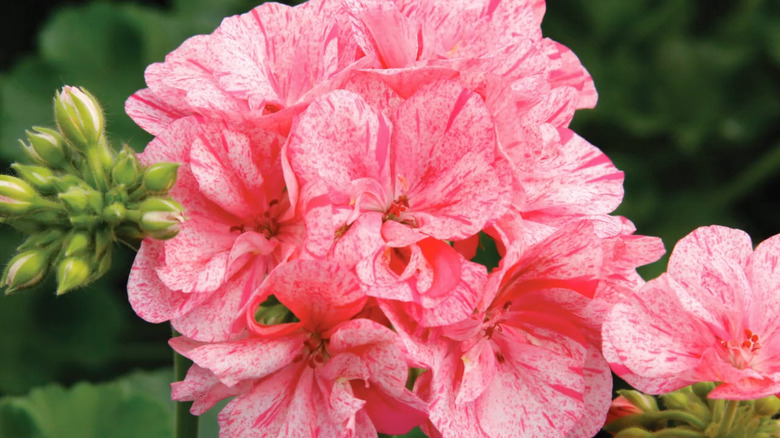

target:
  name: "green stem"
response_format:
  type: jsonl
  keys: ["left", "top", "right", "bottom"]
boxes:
{"left": 173, "top": 327, "right": 198, "bottom": 438}
{"left": 717, "top": 399, "right": 739, "bottom": 438}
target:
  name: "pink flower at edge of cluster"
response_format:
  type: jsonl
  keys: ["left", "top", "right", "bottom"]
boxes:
{"left": 603, "top": 225, "right": 780, "bottom": 400}
{"left": 170, "top": 259, "right": 427, "bottom": 437}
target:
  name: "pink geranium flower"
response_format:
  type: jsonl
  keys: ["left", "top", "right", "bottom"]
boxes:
{"left": 384, "top": 220, "right": 620, "bottom": 438}
{"left": 126, "top": 0, "right": 363, "bottom": 136}
{"left": 604, "top": 225, "right": 780, "bottom": 399}
{"left": 128, "top": 117, "right": 306, "bottom": 341}
{"left": 170, "top": 259, "right": 427, "bottom": 437}
{"left": 287, "top": 80, "right": 511, "bottom": 326}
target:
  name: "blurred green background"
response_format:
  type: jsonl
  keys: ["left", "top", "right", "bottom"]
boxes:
{"left": 0, "top": 0, "right": 778, "bottom": 436}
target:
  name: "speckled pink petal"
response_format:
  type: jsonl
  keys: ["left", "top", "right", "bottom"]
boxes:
{"left": 124, "top": 88, "right": 185, "bottom": 136}
{"left": 748, "top": 234, "right": 780, "bottom": 333}
{"left": 667, "top": 226, "right": 754, "bottom": 326}
{"left": 171, "top": 265, "right": 263, "bottom": 342}
{"left": 347, "top": 0, "right": 418, "bottom": 69}
{"left": 565, "top": 346, "right": 612, "bottom": 438}
{"left": 156, "top": 215, "right": 234, "bottom": 293}
{"left": 189, "top": 125, "right": 266, "bottom": 220}
{"left": 509, "top": 124, "right": 624, "bottom": 218}
{"left": 171, "top": 364, "right": 252, "bottom": 415}
{"left": 456, "top": 339, "right": 496, "bottom": 405}
{"left": 288, "top": 89, "right": 393, "bottom": 197}
{"left": 392, "top": 80, "right": 511, "bottom": 240}
{"left": 265, "top": 260, "right": 367, "bottom": 332}
{"left": 127, "top": 240, "right": 207, "bottom": 323}
{"left": 542, "top": 39, "right": 598, "bottom": 110}
{"left": 477, "top": 327, "right": 586, "bottom": 438}
{"left": 177, "top": 333, "right": 307, "bottom": 387}
{"left": 603, "top": 275, "right": 711, "bottom": 381}
{"left": 217, "top": 364, "right": 303, "bottom": 437}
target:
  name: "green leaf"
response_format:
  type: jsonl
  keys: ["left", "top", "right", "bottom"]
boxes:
{"left": 0, "top": 370, "right": 172, "bottom": 438}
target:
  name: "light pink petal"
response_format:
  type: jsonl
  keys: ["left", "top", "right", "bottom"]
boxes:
{"left": 265, "top": 259, "right": 367, "bottom": 332}
{"left": 171, "top": 266, "right": 262, "bottom": 342}
{"left": 353, "top": 383, "right": 428, "bottom": 435}
{"left": 156, "top": 215, "right": 234, "bottom": 293}
{"left": 145, "top": 34, "right": 242, "bottom": 119}
{"left": 708, "top": 376, "right": 780, "bottom": 400}
{"left": 601, "top": 327, "right": 691, "bottom": 395}
{"left": 217, "top": 364, "right": 302, "bottom": 437}
{"left": 176, "top": 334, "right": 307, "bottom": 387}
{"left": 124, "top": 88, "right": 186, "bottom": 136}
{"left": 542, "top": 39, "right": 598, "bottom": 110}
{"left": 127, "top": 240, "right": 207, "bottom": 323}
{"left": 667, "top": 225, "right": 754, "bottom": 324}
{"left": 748, "top": 234, "right": 780, "bottom": 334}
{"left": 565, "top": 347, "right": 612, "bottom": 438}
{"left": 499, "top": 219, "right": 603, "bottom": 303}
{"left": 137, "top": 115, "right": 199, "bottom": 165}
{"left": 476, "top": 327, "right": 586, "bottom": 438}
{"left": 509, "top": 124, "right": 624, "bottom": 218}
{"left": 456, "top": 339, "right": 496, "bottom": 405}
{"left": 405, "top": 257, "right": 487, "bottom": 327}
{"left": 392, "top": 80, "right": 511, "bottom": 240}
{"left": 288, "top": 89, "right": 393, "bottom": 198}
{"left": 603, "top": 275, "right": 712, "bottom": 381}
{"left": 329, "top": 212, "right": 386, "bottom": 270}
{"left": 171, "top": 364, "right": 251, "bottom": 415}
{"left": 189, "top": 125, "right": 264, "bottom": 219}
{"left": 346, "top": 0, "right": 418, "bottom": 68}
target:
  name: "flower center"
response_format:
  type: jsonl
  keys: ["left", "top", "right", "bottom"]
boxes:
{"left": 719, "top": 329, "right": 762, "bottom": 369}
{"left": 385, "top": 194, "right": 410, "bottom": 221}
{"left": 230, "top": 199, "right": 281, "bottom": 239}
{"left": 295, "top": 332, "right": 330, "bottom": 368}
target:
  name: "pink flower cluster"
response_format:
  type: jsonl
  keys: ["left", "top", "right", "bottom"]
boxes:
{"left": 126, "top": 0, "right": 664, "bottom": 436}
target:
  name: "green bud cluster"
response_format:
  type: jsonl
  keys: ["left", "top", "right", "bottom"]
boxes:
{"left": 1, "top": 86, "right": 185, "bottom": 295}
{"left": 605, "top": 384, "right": 780, "bottom": 438}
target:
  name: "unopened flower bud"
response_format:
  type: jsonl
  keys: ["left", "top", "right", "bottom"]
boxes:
{"left": 2, "top": 250, "right": 49, "bottom": 293}
{"left": 56, "top": 256, "right": 90, "bottom": 295}
{"left": 112, "top": 145, "right": 142, "bottom": 187}
{"left": 0, "top": 175, "right": 41, "bottom": 215}
{"left": 659, "top": 391, "right": 690, "bottom": 411}
{"left": 138, "top": 198, "right": 185, "bottom": 240}
{"left": 755, "top": 395, "right": 780, "bottom": 417}
{"left": 54, "top": 86, "right": 104, "bottom": 148}
{"left": 52, "top": 174, "right": 88, "bottom": 193}
{"left": 618, "top": 390, "right": 659, "bottom": 414}
{"left": 102, "top": 203, "right": 126, "bottom": 226}
{"left": 24, "top": 127, "right": 70, "bottom": 167}
{"left": 11, "top": 163, "right": 56, "bottom": 193}
{"left": 64, "top": 232, "right": 91, "bottom": 257}
{"left": 143, "top": 162, "right": 179, "bottom": 192}
{"left": 58, "top": 187, "right": 90, "bottom": 213}
{"left": 691, "top": 382, "right": 715, "bottom": 400}
{"left": 18, "top": 229, "right": 65, "bottom": 252}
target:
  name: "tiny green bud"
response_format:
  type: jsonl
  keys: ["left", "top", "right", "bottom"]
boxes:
{"left": 64, "top": 232, "right": 91, "bottom": 257}
{"left": 24, "top": 127, "right": 69, "bottom": 167}
{"left": 138, "top": 198, "right": 185, "bottom": 240}
{"left": 754, "top": 395, "right": 780, "bottom": 417}
{"left": 58, "top": 187, "right": 90, "bottom": 213}
{"left": 52, "top": 174, "right": 88, "bottom": 193}
{"left": 143, "top": 162, "right": 179, "bottom": 192}
{"left": 56, "top": 256, "right": 91, "bottom": 295}
{"left": 2, "top": 250, "right": 49, "bottom": 293}
{"left": 102, "top": 203, "right": 126, "bottom": 226}
{"left": 11, "top": 163, "right": 56, "bottom": 193}
{"left": 0, "top": 175, "right": 41, "bottom": 215}
{"left": 54, "top": 86, "right": 104, "bottom": 148}
{"left": 112, "top": 145, "right": 142, "bottom": 187}
{"left": 659, "top": 390, "right": 690, "bottom": 411}
{"left": 619, "top": 390, "right": 659, "bottom": 413}
{"left": 18, "top": 229, "right": 65, "bottom": 251}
